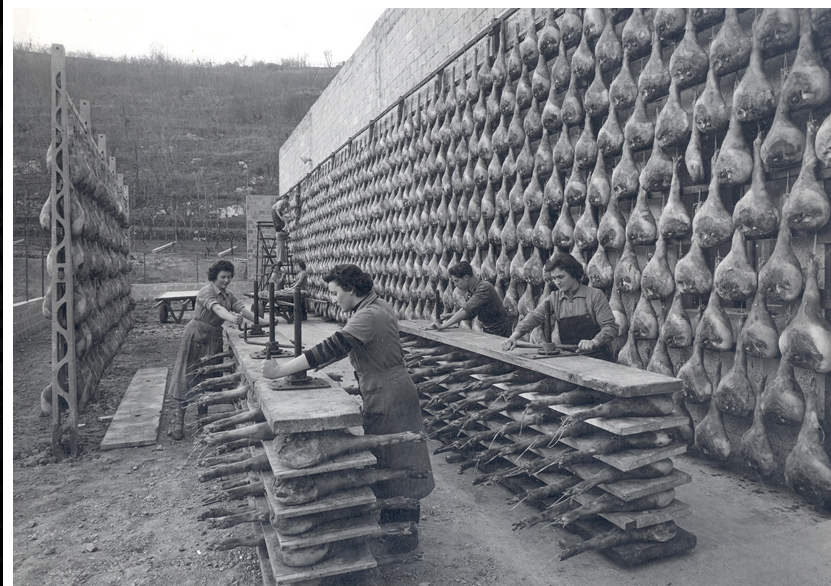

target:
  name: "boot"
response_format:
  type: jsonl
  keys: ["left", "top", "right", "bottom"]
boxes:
{"left": 171, "top": 403, "right": 186, "bottom": 440}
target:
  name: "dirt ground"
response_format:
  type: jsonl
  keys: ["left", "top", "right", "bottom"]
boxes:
{"left": 11, "top": 301, "right": 831, "bottom": 586}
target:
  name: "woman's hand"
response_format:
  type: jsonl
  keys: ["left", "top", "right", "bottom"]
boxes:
{"left": 235, "top": 313, "right": 244, "bottom": 326}
{"left": 428, "top": 320, "right": 442, "bottom": 331}
{"left": 262, "top": 360, "right": 284, "bottom": 379}
{"left": 501, "top": 335, "right": 519, "bottom": 351}
{"left": 578, "top": 339, "right": 598, "bottom": 352}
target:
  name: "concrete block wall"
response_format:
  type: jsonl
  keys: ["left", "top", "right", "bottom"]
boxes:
{"left": 130, "top": 282, "right": 248, "bottom": 302}
{"left": 280, "top": 8, "right": 529, "bottom": 194}
{"left": 13, "top": 298, "right": 50, "bottom": 341}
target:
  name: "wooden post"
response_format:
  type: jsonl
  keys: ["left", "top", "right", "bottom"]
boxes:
{"left": 79, "top": 99, "right": 91, "bottom": 130}
{"left": 50, "top": 44, "right": 79, "bottom": 458}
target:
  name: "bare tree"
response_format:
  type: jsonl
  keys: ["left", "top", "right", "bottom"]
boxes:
{"left": 323, "top": 50, "right": 333, "bottom": 67}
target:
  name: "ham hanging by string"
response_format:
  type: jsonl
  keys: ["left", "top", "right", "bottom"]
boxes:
{"left": 571, "top": 25, "right": 595, "bottom": 87}
{"left": 779, "top": 254, "right": 831, "bottom": 374}
{"left": 585, "top": 240, "right": 611, "bottom": 288}
{"left": 782, "top": 118, "right": 829, "bottom": 234}
{"left": 587, "top": 151, "right": 611, "bottom": 208}
{"left": 733, "top": 18, "right": 776, "bottom": 123}
{"left": 694, "top": 60, "right": 729, "bottom": 135}
{"left": 714, "top": 315, "right": 755, "bottom": 418}
{"left": 679, "top": 335, "right": 713, "bottom": 403}
{"left": 574, "top": 201, "right": 598, "bottom": 251}
{"left": 784, "top": 378, "right": 831, "bottom": 504}
{"left": 560, "top": 8, "right": 583, "bottom": 49}
{"left": 617, "top": 326, "right": 643, "bottom": 369}
{"left": 640, "top": 136, "right": 673, "bottom": 193}
{"left": 612, "top": 141, "right": 640, "bottom": 200}
{"left": 713, "top": 230, "right": 757, "bottom": 302}
{"left": 598, "top": 101, "right": 624, "bottom": 158}
{"left": 740, "top": 291, "right": 780, "bottom": 360}
{"left": 595, "top": 8, "right": 622, "bottom": 73}
{"left": 625, "top": 92, "right": 654, "bottom": 153}
{"left": 663, "top": 290, "right": 694, "bottom": 348}
{"left": 639, "top": 27, "right": 671, "bottom": 103}
{"left": 757, "top": 210, "right": 803, "bottom": 303}
{"left": 710, "top": 8, "right": 751, "bottom": 77}
{"left": 674, "top": 236, "right": 713, "bottom": 296}
{"left": 537, "top": 9, "right": 561, "bottom": 60}
{"left": 626, "top": 187, "right": 657, "bottom": 246}
{"left": 614, "top": 239, "right": 641, "bottom": 294}
{"left": 733, "top": 132, "right": 780, "bottom": 240}
{"left": 654, "top": 8, "right": 686, "bottom": 42}
{"left": 609, "top": 278, "right": 629, "bottom": 337}
{"left": 716, "top": 110, "right": 753, "bottom": 186}
{"left": 690, "top": 9, "right": 725, "bottom": 30}
{"left": 816, "top": 112, "right": 831, "bottom": 168}
{"left": 756, "top": 8, "right": 800, "bottom": 58}
{"left": 659, "top": 157, "right": 692, "bottom": 240}
{"left": 622, "top": 8, "right": 651, "bottom": 60}
{"left": 641, "top": 232, "right": 675, "bottom": 300}
{"left": 597, "top": 188, "right": 626, "bottom": 250}
{"left": 760, "top": 359, "right": 804, "bottom": 427}
{"left": 631, "top": 291, "right": 659, "bottom": 340}
{"left": 647, "top": 327, "right": 675, "bottom": 377}
{"left": 668, "top": 14, "right": 709, "bottom": 90}
{"left": 610, "top": 49, "right": 638, "bottom": 111}
{"left": 697, "top": 289, "right": 734, "bottom": 352}
{"left": 694, "top": 154, "right": 734, "bottom": 247}
{"left": 685, "top": 123, "right": 706, "bottom": 184}
{"left": 551, "top": 38, "right": 571, "bottom": 95}
{"left": 740, "top": 375, "right": 778, "bottom": 477}
{"left": 761, "top": 100, "right": 805, "bottom": 171}
{"left": 781, "top": 9, "right": 830, "bottom": 111}
{"left": 695, "top": 365, "right": 732, "bottom": 461}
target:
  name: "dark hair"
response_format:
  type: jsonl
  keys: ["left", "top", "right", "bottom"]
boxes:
{"left": 448, "top": 261, "right": 473, "bottom": 278}
{"left": 323, "top": 264, "right": 374, "bottom": 296}
{"left": 208, "top": 260, "right": 235, "bottom": 282}
{"left": 545, "top": 253, "right": 583, "bottom": 280}
{"left": 297, "top": 261, "right": 307, "bottom": 270}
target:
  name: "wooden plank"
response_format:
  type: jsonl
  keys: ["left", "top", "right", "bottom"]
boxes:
{"left": 568, "top": 519, "right": 697, "bottom": 566}
{"left": 276, "top": 514, "right": 380, "bottom": 550}
{"left": 100, "top": 367, "right": 168, "bottom": 450}
{"left": 567, "top": 463, "right": 691, "bottom": 501}
{"left": 262, "top": 470, "right": 376, "bottom": 519}
{"left": 153, "top": 290, "right": 200, "bottom": 301}
{"left": 262, "top": 524, "right": 376, "bottom": 585}
{"left": 546, "top": 403, "right": 688, "bottom": 436}
{"left": 264, "top": 438, "right": 377, "bottom": 480}
{"left": 599, "top": 500, "right": 691, "bottom": 531}
{"left": 593, "top": 444, "right": 688, "bottom": 472}
{"left": 399, "top": 321, "right": 682, "bottom": 397}
{"left": 229, "top": 325, "right": 363, "bottom": 432}
{"left": 257, "top": 544, "right": 278, "bottom": 586}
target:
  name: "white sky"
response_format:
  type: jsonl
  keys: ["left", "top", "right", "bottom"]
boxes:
{"left": 11, "top": 2, "right": 388, "bottom": 66}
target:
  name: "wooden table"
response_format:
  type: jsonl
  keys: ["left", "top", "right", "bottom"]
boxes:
{"left": 153, "top": 290, "right": 200, "bottom": 323}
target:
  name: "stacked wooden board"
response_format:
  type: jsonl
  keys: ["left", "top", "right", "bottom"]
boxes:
{"left": 400, "top": 322, "right": 697, "bottom": 565}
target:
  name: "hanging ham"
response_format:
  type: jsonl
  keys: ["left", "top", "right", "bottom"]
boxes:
{"left": 714, "top": 315, "right": 755, "bottom": 418}
{"left": 760, "top": 360, "right": 804, "bottom": 427}
{"left": 713, "top": 230, "right": 757, "bottom": 302}
{"left": 695, "top": 366, "right": 732, "bottom": 461}
{"left": 760, "top": 100, "right": 805, "bottom": 171}
{"left": 733, "top": 132, "right": 781, "bottom": 240}
{"left": 740, "top": 291, "right": 780, "bottom": 360}
{"left": 625, "top": 92, "right": 655, "bottom": 152}
{"left": 733, "top": 21, "right": 776, "bottom": 123}
{"left": 574, "top": 202, "right": 598, "bottom": 251}
{"left": 694, "top": 63, "right": 729, "bottom": 135}
{"left": 612, "top": 141, "right": 640, "bottom": 200}
{"left": 782, "top": 118, "right": 830, "bottom": 234}
{"left": 587, "top": 151, "right": 611, "bottom": 208}
{"left": 675, "top": 236, "right": 713, "bottom": 296}
{"left": 587, "top": 242, "right": 614, "bottom": 290}
{"left": 654, "top": 8, "right": 686, "bottom": 42}
{"left": 614, "top": 239, "right": 641, "bottom": 294}
{"left": 663, "top": 290, "right": 694, "bottom": 348}
{"left": 757, "top": 211, "right": 803, "bottom": 303}
{"left": 756, "top": 8, "right": 800, "bottom": 58}
{"left": 552, "top": 201, "right": 575, "bottom": 249}
{"left": 639, "top": 28, "right": 671, "bottom": 103}
{"left": 622, "top": 8, "right": 651, "bottom": 60}
{"left": 697, "top": 289, "right": 734, "bottom": 352}
{"left": 631, "top": 292, "right": 659, "bottom": 340}
{"left": 647, "top": 332, "right": 675, "bottom": 377}
{"left": 816, "top": 113, "right": 831, "bottom": 167}
{"left": 716, "top": 110, "right": 753, "bottom": 186}
{"left": 585, "top": 59, "right": 610, "bottom": 119}
{"left": 668, "top": 15, "right": 709, "bottom": 90}
{"left": 617, "top": 327, "right": 643, "bottom": 369}
{"left": 610, "top": 50, "right": 638, "bottom": 111}
{"left": 784, "top": 379, "right": 831, "bottom": 504}
{"left": 694, "top": 157, "right": 734, "bottom": 247}
{"left": 639, "top": 137, "right": 673, "bottom": 194}
{"left": 685, "top": 124, "right": 706, "bottom": 184}
{"left": 538, "top": 9, "right": 561, "bottom": 60}
{"left": 781, "top": 9, "right": 831, "bottom": 111}
{"left": 595, "top": 8, "right": 622, "bottom": 72}
{"left": 597, "top": 189, "right": 627, "bottom": 250}
{"left": 551, "top": 38, "right": 571, "bottom": 94}
{"left": 779, "top": 254, "right": 831, "bottom": 374}
{"left": 609, "top": 281, "right": 628, "bottom": 337}
{"left": 659, "top": 158, "right": 692, "bottom": 240}
{"left": 679, "top": 336, "right": 713, "bottom": 403}
{"left": 626, "top": 187, "right": 657, "bottom": 246}
{"left": 597, "top": 102, "right": 624, "bottom": 158}
{"left": 641, "top": 232, "right": 675, "bottom": 300}
{"left": 710, "top": 8, "right": 751, "bottom": 77}
{"left": 740, "top": 375, "right": 778, "bottom": 477}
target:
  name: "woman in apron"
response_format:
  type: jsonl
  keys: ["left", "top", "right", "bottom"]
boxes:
{"left": 168, "top": 260, "right": 256, "bottom": 440}
{"left": 502, "top": 254, "right": 618, "bottom": 360}
{"left": 264, "top": 264, "right": 434, "bottom": 555}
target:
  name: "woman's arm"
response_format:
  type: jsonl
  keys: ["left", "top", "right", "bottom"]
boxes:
{"left": 211, "top": 304, "right": 242, "bottom": 325}
{"left": 263, "top": 354, "right": 311, "bottom": 379}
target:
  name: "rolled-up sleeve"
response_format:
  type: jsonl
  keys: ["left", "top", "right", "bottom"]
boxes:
{"left": 513, "top": 296, "right": 551, "bottom": 339}
{"left": 304, "top": 331, "right": 360, "bottom": 368}
{"left": 589, "top": 289, "right": 618, "bottom": 346}
{"left": 461, "top": 284, "right": 488, "bottom": 317}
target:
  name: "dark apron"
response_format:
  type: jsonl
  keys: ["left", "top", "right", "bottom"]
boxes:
{"left": 557, "top": 313, "right": 614, "bottom": 362}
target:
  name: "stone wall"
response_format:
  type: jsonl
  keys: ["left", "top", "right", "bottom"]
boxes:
{"left": 13, "top": 298, "right": 50, "bottom": 341}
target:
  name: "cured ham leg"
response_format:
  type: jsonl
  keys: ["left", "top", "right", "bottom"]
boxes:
{"left": 559, "top": 521, "right": 678, "bottom": 561}
{"left": 779, "top": 255, "right": 831, "bottom": 373}
{"left": 273, "top": 430, "right": 426, "bottom": 469}
{"left": 784, "top": 379, "right": 831, "bottom": 504}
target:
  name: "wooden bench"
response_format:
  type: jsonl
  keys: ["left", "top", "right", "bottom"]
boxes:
{"left": 154, "top": 290, "right": 200, "bottom": 324}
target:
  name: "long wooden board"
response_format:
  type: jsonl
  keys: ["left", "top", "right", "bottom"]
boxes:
{"left": 262, "top": 525, "right": 376, "bottom": 585}
{"left": 547, "top": 403, "right": 688, "bottom": 436}
{"left": 399, "top": 322, "right": 682, "bottom": 397}
{"left": 100, "top": 367, "right": 168, "bottom": 450}
{"left": 262, "top": 470, "right": 376, "bottom": 519}
{"left": 276, "top": 514, "right": 380, "bottom": 550}
{"left": 263, "top": 439, "right": 376, "bottom": 480}
{"left": 566, "top": 463, "right": 692, "bottom": 501}
{"left": 600, "top": 500, "right": 691, "bottom": 531}
{"left": 228, "top": 328, "right": 364, "bottom": 433}
{"left": 593, "top": 444, "right": 688, "bottom": 472}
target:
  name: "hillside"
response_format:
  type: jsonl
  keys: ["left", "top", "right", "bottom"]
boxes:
{"left": 12, "top": 49, "right": 338, "bottom": 241}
